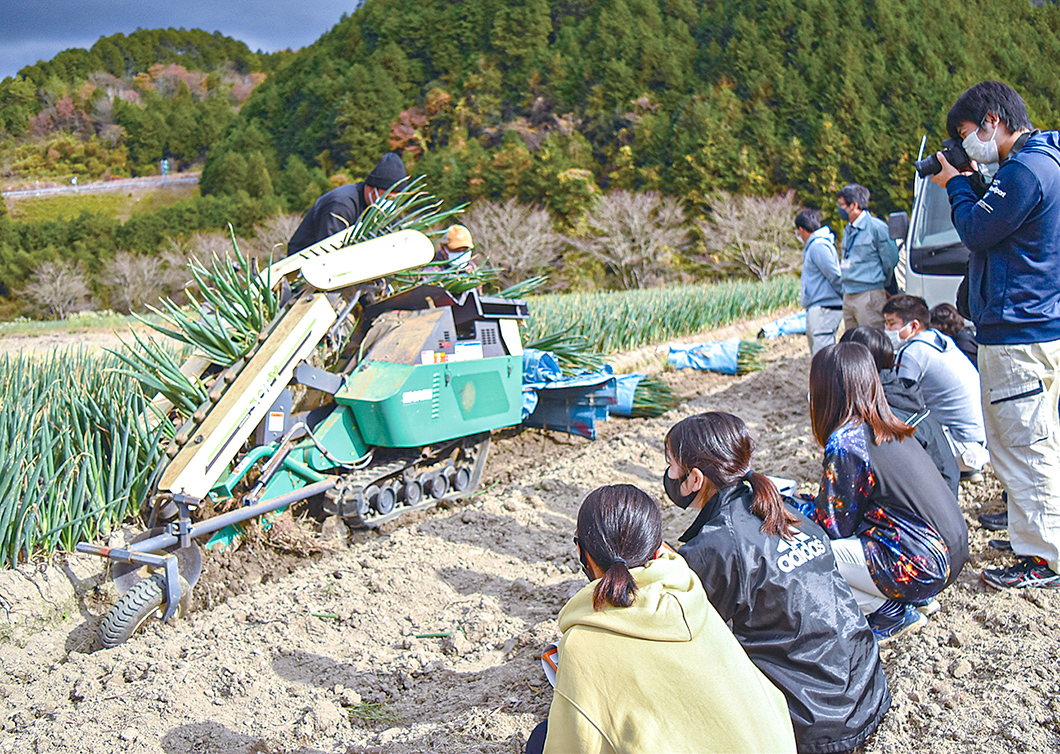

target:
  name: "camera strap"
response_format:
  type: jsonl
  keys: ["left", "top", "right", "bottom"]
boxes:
{"left": 1005, "top": 130, "right": 1037, "bottom": 162}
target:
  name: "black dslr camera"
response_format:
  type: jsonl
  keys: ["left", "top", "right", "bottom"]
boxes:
{"left": 914, "top": 139, "right": 972, "bottom": 178}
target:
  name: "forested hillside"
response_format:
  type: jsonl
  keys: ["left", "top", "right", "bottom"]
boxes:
{"left": 0, "top": 28, "right": 282, "bottom": 181}
{"left": 0, "top": 29, "right": 299, "bottom": 313}
{"left": 6, "top": 1, "right": 1060, "bottom": 318}
{"left": 206, "top": 0, "right": 1060, "bottom": 215}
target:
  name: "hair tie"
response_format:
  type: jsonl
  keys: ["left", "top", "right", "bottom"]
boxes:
{"left": 612, "top": 557, "right": 627, "bottom": 568}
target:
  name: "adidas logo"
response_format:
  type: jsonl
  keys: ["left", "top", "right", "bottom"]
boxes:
{"left": 777, "top": 530, "right": 828, "bottom": 573}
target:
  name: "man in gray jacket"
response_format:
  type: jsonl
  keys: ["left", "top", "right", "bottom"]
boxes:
{"left": 836, "top": 184, "right": 900, "bottom": 330}
{"left": 796, "top": 209, "right": 844, "bottom": 355}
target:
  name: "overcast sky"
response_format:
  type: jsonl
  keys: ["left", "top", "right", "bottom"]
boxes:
{"left": 0, "top": 1, "right": 363, "bottom": 80}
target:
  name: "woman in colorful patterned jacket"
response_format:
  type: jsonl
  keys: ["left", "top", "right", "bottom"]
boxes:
{"left": 807, "top": 342, "right": 969, "bottom": 641}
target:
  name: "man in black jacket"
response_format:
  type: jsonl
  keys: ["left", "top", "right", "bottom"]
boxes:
{"left": 286, "top": 152, "right": 407, "bottom": 256}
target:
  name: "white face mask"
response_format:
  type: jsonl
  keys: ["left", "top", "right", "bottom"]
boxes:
{"left": 446, "top": 249, "right": 472, "bottom": 268}
{"left": 963, "top": 123, "right": 1000, "bottom": 164}
{"left": 885, "top": 321, "right": 914, "bottom": 346}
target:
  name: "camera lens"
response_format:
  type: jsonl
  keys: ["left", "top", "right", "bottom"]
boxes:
{"left": 914, "top": 154, "right": 942, "bottom": 178}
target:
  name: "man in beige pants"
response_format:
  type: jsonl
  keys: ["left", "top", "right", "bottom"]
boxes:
{"left": 836, "top": 184, "right": 899, "bottom": 331}
{"left": 932, "top": 80, "right": 1060, "bottom": 588}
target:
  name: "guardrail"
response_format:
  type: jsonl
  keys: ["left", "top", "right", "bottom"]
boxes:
{"left": 2, "top": 175, "right": 199, "bottom": 198}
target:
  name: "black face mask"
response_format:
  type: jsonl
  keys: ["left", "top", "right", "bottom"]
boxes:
{"left": 574, "top": 537, "right": 595, "bottom": 581}
{"left": 663, "top": 470, "right": 697, "bottom": 509}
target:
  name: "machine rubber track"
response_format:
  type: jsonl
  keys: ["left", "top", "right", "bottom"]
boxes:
{"left": 322, "top": 432, "right": 491, "bottom": 528}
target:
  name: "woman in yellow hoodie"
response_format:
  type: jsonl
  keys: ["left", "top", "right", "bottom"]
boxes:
{"left": 532, "top": 484, "right": 796, "bottom": 754}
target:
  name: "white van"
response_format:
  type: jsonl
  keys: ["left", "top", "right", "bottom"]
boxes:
{"left": 887, "top": 147, "right": 968, "bottom": 310}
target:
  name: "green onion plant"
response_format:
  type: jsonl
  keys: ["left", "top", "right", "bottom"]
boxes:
{"left": 523, "top": 278, "right": 799, "bottom": 353}
{"left": 0, "top": 349, "right": 164, "bottom": 566}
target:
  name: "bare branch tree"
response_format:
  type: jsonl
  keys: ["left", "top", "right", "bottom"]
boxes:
{"left": 243, "top": 212, "right": 304, "bottom": 263}
{"left": 698, "top": 191, "right": 803, "bottom": 281}
{"left": 460, "top": 199, "right": 565, "bottom": 288}
{"left": 101, "top": 252, "right": 168, "bottom": 313}
{"left": 22, "top": 259, "right": 93, "bottom": 319}
{"left": 571, "top": 190, "right": 691, "bottom": 290}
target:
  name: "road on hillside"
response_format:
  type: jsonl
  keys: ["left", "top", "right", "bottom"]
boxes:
{"left": 1, "top": 174, "right": 199, "bottom": 198}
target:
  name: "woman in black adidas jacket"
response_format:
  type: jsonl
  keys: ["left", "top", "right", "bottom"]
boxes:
{"left": 664, "top": 412, "right": 890, "bottom": 754}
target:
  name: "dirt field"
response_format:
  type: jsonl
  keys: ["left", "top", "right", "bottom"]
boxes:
{"left": 1, "top": 328, "right": 1058, "bottom": 754}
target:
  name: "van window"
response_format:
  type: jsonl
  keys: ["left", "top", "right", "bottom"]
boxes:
{"left": 912, "top": 179, "right": 962, "bottom": 249}
{"left": 909, "top": 178, "right": 968, "bottom": 275}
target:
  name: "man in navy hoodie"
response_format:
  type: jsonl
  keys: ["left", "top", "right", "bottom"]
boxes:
{"left": 932, "top": 81, "right": 1060, "bottom": 589}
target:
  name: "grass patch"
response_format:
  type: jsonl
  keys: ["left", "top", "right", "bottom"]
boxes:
{"left": 0, "top": 310, "right": 157, "bottom": 336}
{"left": 345, "top": 702, "right": 403, "bottom": 725}
{"left": 6, "top": 182, "right": 199, "bottom": 222}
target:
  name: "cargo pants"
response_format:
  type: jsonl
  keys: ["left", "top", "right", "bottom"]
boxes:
{"left": 979, "top": 340, "right": 1060, "bottom": 573}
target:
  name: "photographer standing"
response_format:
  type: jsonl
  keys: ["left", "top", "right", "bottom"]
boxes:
{"left": 836, "top": 184, "right": 899, "bottom": 331}
{"left": 931, "top": 81, "right": 1060, "bottom": 589}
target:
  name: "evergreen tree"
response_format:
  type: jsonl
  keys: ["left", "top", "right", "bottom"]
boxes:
{"left": 490, "top": 0, "right": 551, "bottom": 87}
{"left": 200, "top": 121, "right": 280, "bottom": 195}
{"left": 280, "top": 155, "right": 313, "bottom": 209}
{"left": 196, "top": 96, "right": 236, "bottom": 154}
{"left": 129, "top": 110, "right": 168, "bottom": 172}
{"left": 245, "top": 151, "right": 275, "bottom": 199}
{"left": 220, "top": 152, "right": 249, "bottom": 195}
{"left": 165, "top": 83, "right": 200, "bottom": 164}
{"left": 0, "top": 76, "right": 35, "bottom": 135}
{"left": 333, "top": 60, "right": 407, "bottom": 175}
{"left": 0, "top": 196, "right": 12, "bottom": 247}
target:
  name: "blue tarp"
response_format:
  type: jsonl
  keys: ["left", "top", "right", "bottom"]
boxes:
{"left": 611, "top": 374, "right": 645, "bottom": 417}
{"left": 668, "top": 337, "right": 741, "bottom": 374}
{"left": 522, "top": 348, "right": 563, "bottom": 383}
{"left": 524, "top": 400, "right": 611, "bottom": 440}
{"left": 521, "top": 389, "right": 540, "bottom": 419}
{"left": 521, "top": 349, "right": 617, "bottom": 438}
{"left": 758, "top": 310, "right": 807, "bottom": 338}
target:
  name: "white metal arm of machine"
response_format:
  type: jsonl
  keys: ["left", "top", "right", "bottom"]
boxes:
{"left": 260, "top": 229, "right": 435, "bottom": 290}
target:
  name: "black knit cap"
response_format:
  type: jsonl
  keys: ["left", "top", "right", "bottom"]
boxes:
{"left": 365, "top": 152, "right": 407, "bottom": 189}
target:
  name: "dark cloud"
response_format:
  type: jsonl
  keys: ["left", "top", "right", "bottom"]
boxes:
{"left": 0, "top": 0, "right": 360, "bottom": 79}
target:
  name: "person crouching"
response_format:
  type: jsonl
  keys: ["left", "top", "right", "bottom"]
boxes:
{"left": 528, "top": 484, "right": 796, "bottom": 754}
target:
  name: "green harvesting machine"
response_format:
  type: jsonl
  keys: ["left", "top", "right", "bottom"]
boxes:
{"left": 77, "top": 228, "right": 529, "bottom": 646}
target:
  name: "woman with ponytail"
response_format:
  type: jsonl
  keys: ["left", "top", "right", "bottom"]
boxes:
{"left": 531, "top": 484, "right": 795, "bottom": 754}
{"left": 664, "top": 412, "right": 890, "bottom": 754}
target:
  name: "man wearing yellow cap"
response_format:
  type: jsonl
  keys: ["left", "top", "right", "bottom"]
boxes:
{"left": 433, "top": 224, "right": 475, "bottom": 269}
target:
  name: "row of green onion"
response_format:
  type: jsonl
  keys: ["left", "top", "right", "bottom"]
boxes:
{"left": 0, "top": 349, "right": 163, "bottom": 566}
{"left": 523, "top": 278, "right": 799, "bottom": 353}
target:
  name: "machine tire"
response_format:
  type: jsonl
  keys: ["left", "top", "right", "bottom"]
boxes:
{"left": 429, "top": 473, "right": 449, "bottom": 499}
{"left": 453, "top": 466, "right": 472, "bottom": 492}
{"left": 374, "top": 483, "right": 397, "bottom": 515}
{"left": 402, "top": 479, "right": 422, "bottom": 505}
{"left": 100, "top": 572, "right": 188, "bottom": 649}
